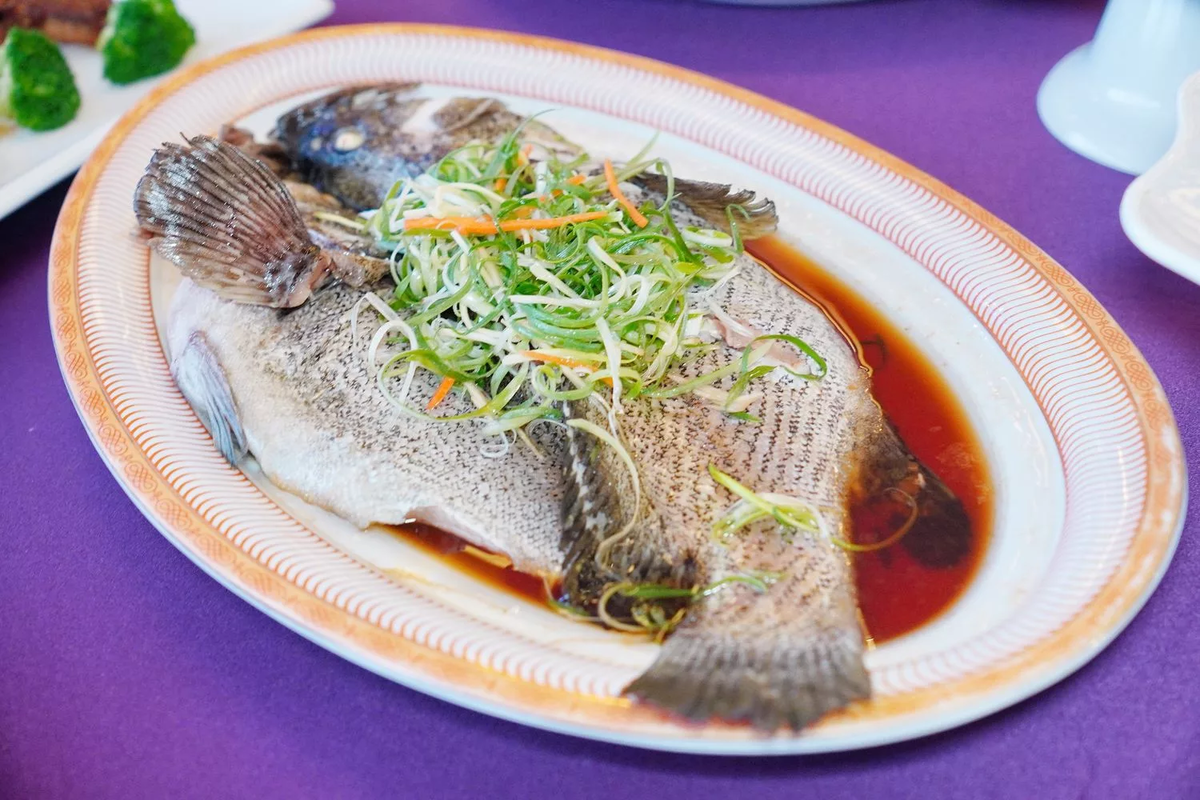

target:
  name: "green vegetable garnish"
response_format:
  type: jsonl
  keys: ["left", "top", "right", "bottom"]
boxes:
{"left": 0, "top": 28, "right": 80, "bottom": 132}
{"left": 356, "top": 129, "right": 825, "bottom": 442}
{"left": 98, "top": 0, "right": 196, "bottom": 85}
{"left": 595, "top": 570, "right": 784, "bottom": 640}
{"left": 708, "top": 464, "right": 824, "bottom": 543}
{"left": 708, "top": 465, "right": 918, "bottom": 554}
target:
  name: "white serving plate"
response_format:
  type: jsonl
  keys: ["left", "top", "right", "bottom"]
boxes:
{"left": 50, "top": 25, "right": 1186, "bottom": 755}
{"left": 0, "top": 0, "right": 332, "bottom": 220}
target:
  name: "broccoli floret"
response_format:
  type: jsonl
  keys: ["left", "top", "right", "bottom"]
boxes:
{"left": 98, "top": 0, "right": 196, "bottom": 85}
{"left": 0, "top": 28, "right": 81, "bottom": 132}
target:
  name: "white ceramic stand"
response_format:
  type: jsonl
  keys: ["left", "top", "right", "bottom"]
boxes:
{"left": 1038, "top": 0, "right": 1200, "bottom": 175}
{"left": 1121, "top": 72, "right": 1200, "bottom": 286}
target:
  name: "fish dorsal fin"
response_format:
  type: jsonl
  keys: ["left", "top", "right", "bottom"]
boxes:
{"left": 634, "top": 173, "right": 778, "bottom": 240}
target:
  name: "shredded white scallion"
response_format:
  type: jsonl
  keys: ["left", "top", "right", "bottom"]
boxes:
{"left": 348, "top": 123, "right": 820, "bottom": 453}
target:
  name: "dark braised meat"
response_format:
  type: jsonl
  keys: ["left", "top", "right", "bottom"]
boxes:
{"left": 0, "top": 0, "right": 111, "bottom": 45}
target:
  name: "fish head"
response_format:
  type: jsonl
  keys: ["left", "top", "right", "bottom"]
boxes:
{"left": 272, "top": 83, "right": 422, "bottom": 153}
{"left": 271, "top": 83, "right": 425, "bottom": 210}
{"left": 270, "top": 84, "right": 585, "bottom": 211}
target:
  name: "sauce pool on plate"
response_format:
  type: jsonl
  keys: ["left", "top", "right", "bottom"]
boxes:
{"left": 747, "top": 237, "right": 992, "bottom": 644}
{"left": 391, "top": 237, "right": 992, "bottom": 645}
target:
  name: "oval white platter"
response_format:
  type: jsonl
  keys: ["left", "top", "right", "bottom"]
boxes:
{"left": 49, "top": 25, "right": 1186, "bottom": 755}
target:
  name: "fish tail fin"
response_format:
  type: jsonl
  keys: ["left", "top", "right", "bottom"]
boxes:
{"left": 135, "top": 134, "right": 332, "bottom": 308}
{"left": 901, "top": 464, "right": 973, "bottom": 568}
{"left": 172, "top": 331, "right": 247, "bottom": 464}
{"left": 634, "top": 173, "right": 778, "bottom": 239}
{"left": 625, "top": 620, "right": 870, "bottom": 731}
{"left": 855, "top": 421, "right": 974, "bottom": 569}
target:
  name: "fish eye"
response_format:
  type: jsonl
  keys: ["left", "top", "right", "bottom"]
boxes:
{"left": 333, "top": 127, "right": 365, "bottom": 153}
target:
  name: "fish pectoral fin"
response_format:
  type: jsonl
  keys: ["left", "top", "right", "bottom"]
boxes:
{"left": 625, "top": 620, "right": 870, "bottom": 732}
{"left": 634, "top": 172, "right": 778, "bottom": 240}
{"left": 135, "top": 135, "right": 333, "bottom": 309}
{"left": 172, "top": 331, "right": 248, "bottom": 465}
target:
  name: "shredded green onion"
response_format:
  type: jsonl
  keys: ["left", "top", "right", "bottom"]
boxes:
{"left": 346, "top": 123, "right": 824, "bottom": 438}
{"left": 594, "top": 570, "right": 784, "bottom": 640}
{"left": 312, "top": 210, "right": 367, "bottom": 232}
{"left": 708, "top": 464, "right": 824, "bottom": 542}
{"left": 829, "top": 487, "right": 919, "bottom": 552}
{"left": 708, "top": 465, "right": 918, "bottom": 555}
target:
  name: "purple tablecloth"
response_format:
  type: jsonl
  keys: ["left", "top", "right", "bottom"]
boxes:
{"left": 4, "top": 0, "right": 1199, "bottom": 796}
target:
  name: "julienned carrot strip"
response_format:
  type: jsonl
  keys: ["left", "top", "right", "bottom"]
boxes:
{"left": 493, "top": 177, "right": 507, "bottom": 192}
{"left": 426, "top": 376, "right": 455, "bottom": 411}
{"left": 403, "top": 211, "right": 608, "bottom": 235}
{"left": 566, "top": 174, "right": 588, "bottom": 185}
{"left": 517, "top": 351, "right": 614, "bottom": 385}
{"left": 517, "top": 351, "right": 596, "bottom": 370}
{"left": 603, "top": 159, "right": 648, "bottom": 228}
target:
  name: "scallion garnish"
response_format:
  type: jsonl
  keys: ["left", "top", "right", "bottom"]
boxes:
{"left": 349, "top": 125, "right": 825, "bottom": 441}
{"left": 595, "top": 570, "right": 784, "bottom": 641}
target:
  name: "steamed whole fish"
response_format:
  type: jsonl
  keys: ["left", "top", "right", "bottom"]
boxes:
{"left": 558, "top": 202, "right": 969, "bottom": 728}
{"left": 135, "top": 91, "right": 971, "bottom": 733}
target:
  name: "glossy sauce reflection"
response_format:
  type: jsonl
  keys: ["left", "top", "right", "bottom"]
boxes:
{"left": 392, "top": 522, "right": 549, "bottom": 603}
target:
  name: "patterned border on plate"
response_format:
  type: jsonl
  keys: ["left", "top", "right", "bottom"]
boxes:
{"left": 49, "top": 25, "right": 1186, "bottom": 753}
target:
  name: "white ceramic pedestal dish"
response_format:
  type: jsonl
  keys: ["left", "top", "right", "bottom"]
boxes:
{"left": 1038, "top": 0, "right": 1200, "bottom": 175}
{"left": 1121, "top": 71, "right": 1200, "bottom": 285}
